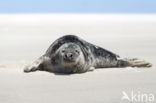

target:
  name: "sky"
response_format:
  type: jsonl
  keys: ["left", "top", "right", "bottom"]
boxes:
{"left": 0, "top": 0, "right": 156, "bottom": 13}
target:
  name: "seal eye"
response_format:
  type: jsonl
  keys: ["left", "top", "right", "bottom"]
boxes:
{"left": 62, "top": 50, "right": 65, "bottom": 53}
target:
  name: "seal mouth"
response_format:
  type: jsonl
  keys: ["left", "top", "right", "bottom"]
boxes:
{"left": 63, "top": 57, "right": 77, "bottom": 63}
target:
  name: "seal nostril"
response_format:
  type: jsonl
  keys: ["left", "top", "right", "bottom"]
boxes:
{"left": 65, "top": 53, "right": 73, "bottom": 59}
{"left": 70, "top": 54, "right": 73, "bottom": 58}
{"left": 65, "top": 54, "right": 68, "bottom": 58}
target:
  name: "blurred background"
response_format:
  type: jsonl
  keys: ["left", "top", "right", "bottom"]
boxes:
{"left": 0, "top": 0, "right": 156, "bottom": 13}
{"left": 0, "top": 0, "right": 156, "bottom": 66}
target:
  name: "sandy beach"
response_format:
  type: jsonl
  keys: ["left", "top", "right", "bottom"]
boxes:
{"left": 0, "top": 14, "right": 156, "bottom": 103}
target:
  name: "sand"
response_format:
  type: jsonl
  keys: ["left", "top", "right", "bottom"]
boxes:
{"left": 0, "top": 14, "right": 156, "bottom": 103}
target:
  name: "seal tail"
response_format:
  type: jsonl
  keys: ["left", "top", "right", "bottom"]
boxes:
{"left": 117, "top": 58, "right": 152, "bottom": 68}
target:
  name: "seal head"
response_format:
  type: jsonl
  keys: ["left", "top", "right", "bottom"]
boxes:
{"left": 51, "top": 42, "right": 86, "bottom": 73}
{"left": 58, "top": 43, "right": 84, "bottom": 64}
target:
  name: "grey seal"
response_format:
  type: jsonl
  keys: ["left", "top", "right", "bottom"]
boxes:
{"left": 24, "top": 35, "right": 152, "bottom": 73}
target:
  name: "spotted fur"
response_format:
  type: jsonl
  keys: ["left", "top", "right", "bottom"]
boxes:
{"left": 24, "top": 35, "right": 152, "bottom": 73}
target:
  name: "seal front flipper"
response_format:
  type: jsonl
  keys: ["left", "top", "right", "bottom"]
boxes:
{"left": 24, "top": 56, "right": 50, "bottom": 72}
{"left": 87, "top": 67, "right": 95, "bottom": 72}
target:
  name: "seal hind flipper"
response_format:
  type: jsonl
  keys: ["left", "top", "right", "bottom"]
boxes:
{"left": 117, "top": 58, "right": 152, "bottom": 67}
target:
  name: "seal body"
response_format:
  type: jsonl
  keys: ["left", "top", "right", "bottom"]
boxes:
{"left": 24, "top": 35, "right": 152, "bottom": 73}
